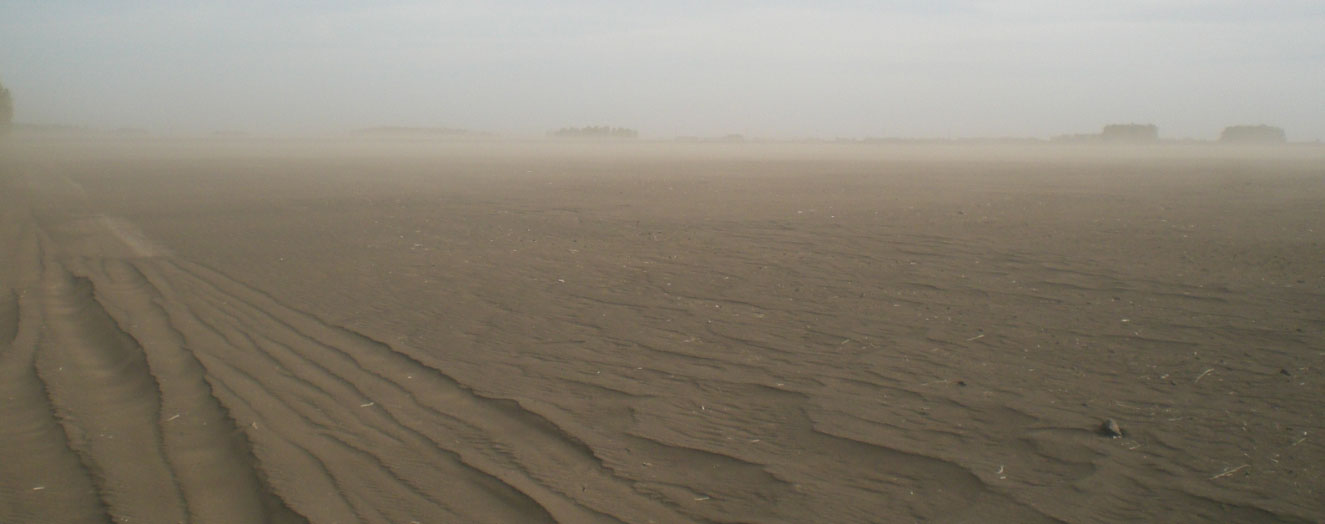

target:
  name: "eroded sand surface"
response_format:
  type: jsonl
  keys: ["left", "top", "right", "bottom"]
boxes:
{"left": 2, "top": 140, "right": 1322, "bottom": 523}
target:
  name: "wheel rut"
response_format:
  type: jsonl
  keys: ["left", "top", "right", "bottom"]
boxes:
{"left": 138, "top": 257, "right": 685, "bottom": 523}
{"left": 4, "top": 175, "right": 680, "bottom": 522}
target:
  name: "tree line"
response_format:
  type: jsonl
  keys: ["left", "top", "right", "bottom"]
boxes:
{"left": 1054, "top": 123, "right": 1288, "bottom": 144}
{"left": 549, "top": 126, "right": 638, "bottom": 139}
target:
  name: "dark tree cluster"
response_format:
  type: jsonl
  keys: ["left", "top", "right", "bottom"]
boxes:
{"left": 1219, "top": 125, "right": 1286, "bottom": 144}
{"left": 550, "top": 126, "right": 638, "bottom": 139}
{"left": 0, "top": 79, "right": 12, "bottom": 133}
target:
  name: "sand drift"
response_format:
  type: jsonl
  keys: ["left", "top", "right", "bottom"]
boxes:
{"left": 1, "top": 141, "right": 1322, "bottom": 523}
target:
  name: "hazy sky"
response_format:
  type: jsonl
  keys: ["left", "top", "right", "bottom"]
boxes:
{"left": 2, "top": 1, "right": 1323, "bottom": 139}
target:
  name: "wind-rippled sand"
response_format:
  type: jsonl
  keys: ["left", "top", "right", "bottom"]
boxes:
{"left": 2, "top": 139, "right": 1321, "bottom": 523}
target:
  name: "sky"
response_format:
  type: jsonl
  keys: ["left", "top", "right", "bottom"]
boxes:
{"left": 2, "top": 1, "right": 1323, "bottom": 140}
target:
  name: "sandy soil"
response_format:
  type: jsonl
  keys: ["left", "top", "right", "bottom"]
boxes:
{"left": 2, "top": 139, "right": 1322, "bottom": 523}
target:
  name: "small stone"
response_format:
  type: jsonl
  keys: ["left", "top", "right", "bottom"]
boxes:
{"left": 1280, "top": 368, "right": 1292, "bottom": 377}
{"left": 1100, "top": 418, "right": 1123, "bottom": 438}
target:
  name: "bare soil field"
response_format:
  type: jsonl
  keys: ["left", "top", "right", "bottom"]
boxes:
{"left": 2, "top": 139, "right": 1322, "bottom": 523}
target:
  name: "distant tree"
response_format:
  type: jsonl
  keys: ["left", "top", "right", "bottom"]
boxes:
{"left": 1100, "top": 124, "right": 1158, "bottom": 143}
{"left": 550, "top": 126, "right": 638, "bottom": 139}
{"left": 1219, "top": 125, "right": 1285, "bottom": 144}
{"left": 0, "top": 79, "right": 11, "bottom": 133}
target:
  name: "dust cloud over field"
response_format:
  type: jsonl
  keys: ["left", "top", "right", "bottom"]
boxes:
{"left": 2, "top": 138, "right": 1323, "bottom": 523}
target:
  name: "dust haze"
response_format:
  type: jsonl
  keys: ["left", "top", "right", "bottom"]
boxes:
{"left": 2, "top": 2, "right": 1325, "bottom": 524}
{"left": 2, "top": 2, "right": 1324, "bottom": 139}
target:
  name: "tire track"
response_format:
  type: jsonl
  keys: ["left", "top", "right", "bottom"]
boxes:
{"left": 0, "top": 169, "right": 110, "bottom": 523}
{"left": 8, "top": 188, "right": 306, "bottom": 523}
{"left": 137, "top": 272, "right": 459, "bottom": 523}
{"left": 80, "top": 258, "right": 307, "bottom": 524}
{"left": 34, "top": 263, "right": 188, "bottom": 523}
{"left": 135, "top": 258, "right": 675, "bottom": 523}
{"left": 0, "top": 287, "right": 110, "bottom": 524}
{"left": 143, "top": 270, "right": 565, "bottom": 523}
{"left": 167, "top": 257, "right": 683, "bottom": 522}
